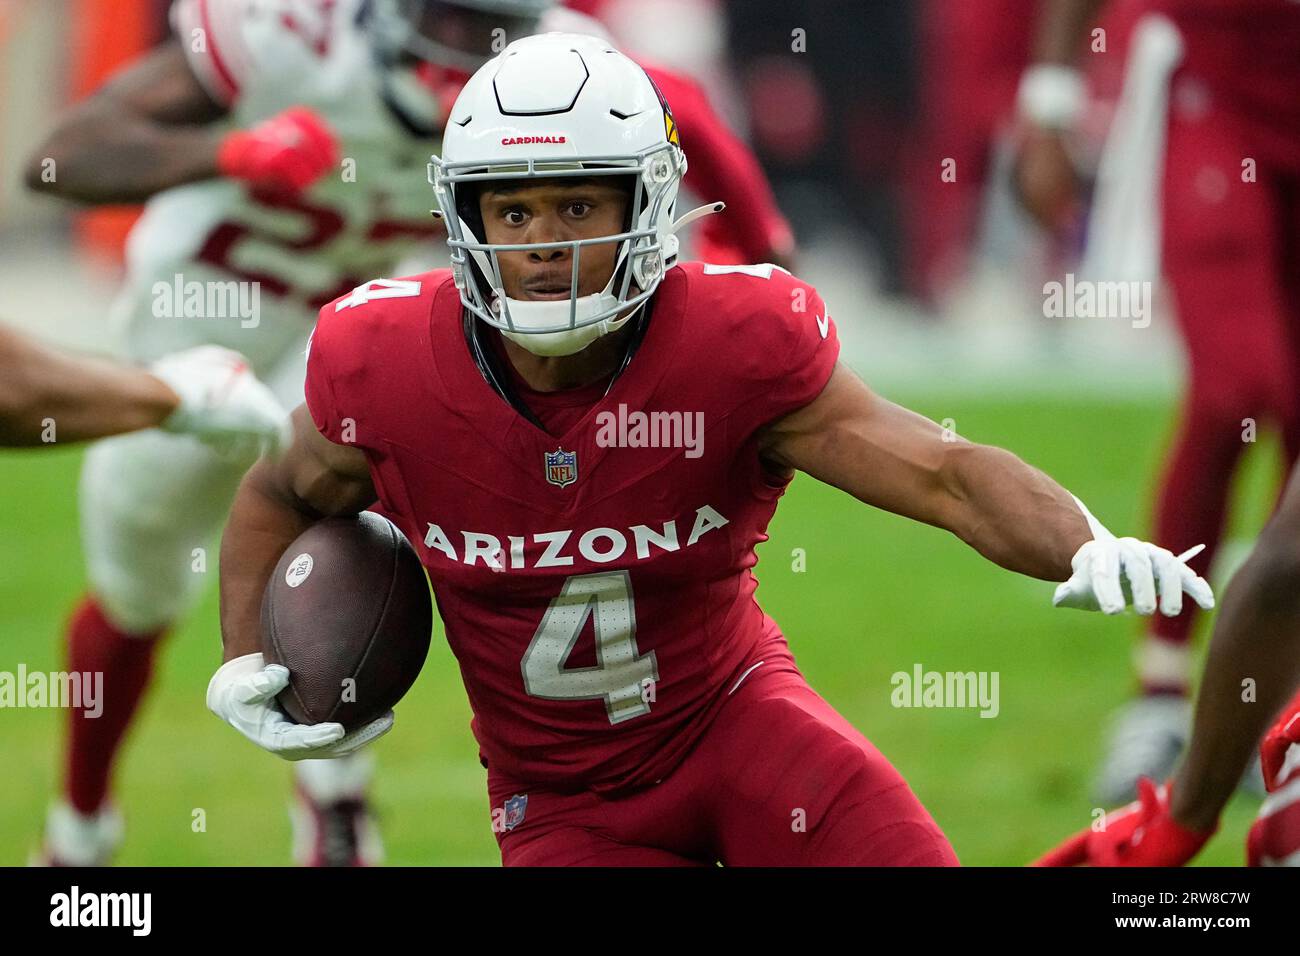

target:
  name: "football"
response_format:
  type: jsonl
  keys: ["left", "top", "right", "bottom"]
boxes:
{"left": 260, "top": 511, "right": 432, "bottom": 731}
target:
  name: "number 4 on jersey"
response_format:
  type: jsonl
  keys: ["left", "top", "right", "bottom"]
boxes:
{"left": 334, "top": 278, "right": 422, "bottom": 311}
{"left": 521, "top": 571, "right": 658, "bottom": 725}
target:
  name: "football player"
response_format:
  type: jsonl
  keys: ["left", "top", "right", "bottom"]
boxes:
{"left": 1015, "top": 0, "right": 1300, "bottom": 803}
{"left": 210, "top": 32, "right": 1213, "bottom": 866}
{"left": 1036, "top": 457, "right": 1300, "bottom": 867}
{"left": 0, "top": 326, "right": 284, "bottom": 449}
{"left": 25, "top": 0, "right": 792, "bottom": 866}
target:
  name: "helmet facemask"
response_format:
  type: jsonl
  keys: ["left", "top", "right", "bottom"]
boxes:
{"left": 429, "top": 146, "right": 686, "bottom": 356}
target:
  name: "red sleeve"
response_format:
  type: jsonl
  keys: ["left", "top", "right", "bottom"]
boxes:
{"left": 170, "top": 0, "right": 255, "bottom": 106}
{"left": 640, "top": 63, "right": 795, "bottom": 265}
{"left": 305, "top": 274, "right": 443, "bottom": 449}
{"left": 743, "top": 269, "right": 838, "bottom": 425}
{"left": 686, "top": 264, "right": 838, "bottom": 434}
{"left": 303, "top": 305, "right": 348, "bottom": 445}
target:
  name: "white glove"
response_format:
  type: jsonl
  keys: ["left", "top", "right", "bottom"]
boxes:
{"left": 150, "top": 346, "right": 290, "bottom": 458}
{"left": 206, "top": 653, "right": 394, "bottom": 760}
{"left": 1053, "top": 496, "right": 1215, "bottom": 616}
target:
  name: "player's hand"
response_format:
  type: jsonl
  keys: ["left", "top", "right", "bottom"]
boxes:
{"left": 1013, "top": 124, "right": 1082, "bottom": 233}
{"left": 206, "top": 653, "right": 394, "bottom": 761}
{"left": 151, "top": 346, "right": 290, "bottom": 459}
{"left": 1053, "top": 537, "right": 1214, "bottom": 617}
{"left": 1261, "top": 693, "right": 1300, "bottom": 792}
{"left": 217, "top": 106, "right": 338, "bottom": 194}
{"left": 1033, "top": 778, "right": 1214, "bottom": 867}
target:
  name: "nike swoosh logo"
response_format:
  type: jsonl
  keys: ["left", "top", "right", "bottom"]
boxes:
{"left": 815, "top": 313, "right": 829, "bottom": 339}
{"left": 729, "top": 660, "right": 766, "bottom": 695}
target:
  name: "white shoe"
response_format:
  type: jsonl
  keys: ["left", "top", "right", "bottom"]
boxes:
{"left": 1093, "top": 695, "right": 1191, "bottom": 806}
{"left": 32, "top": 800, "right": 124, "bottom": 867}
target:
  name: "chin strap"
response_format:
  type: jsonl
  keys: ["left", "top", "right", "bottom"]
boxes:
{"left": 671, "top": 201, "right": 725, "bottom": 235}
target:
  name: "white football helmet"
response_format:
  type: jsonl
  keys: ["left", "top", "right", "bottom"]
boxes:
{"left": 428, "top": 31, "right": 722, "bottom": 356}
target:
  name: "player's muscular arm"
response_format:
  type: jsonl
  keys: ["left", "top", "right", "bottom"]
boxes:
{"left": 24, "top": 40, "right": 226, "bottom": 204}
{"left": 0, "top": 324, "right": 178, "bottom": 445}
{"left": 1171, "top": 472, "right": 1300, "bottom": 830}
{"left": 219, "top": 404, "right": 375, "bottom": 662}
{"left": 759, "top": 363, "right": 1089, "bottom": 582}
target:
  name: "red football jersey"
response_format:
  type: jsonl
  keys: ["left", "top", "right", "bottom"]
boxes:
{"left": 1151, "top": 0, "right": 1300, "bottom": 154}
{"left": 305, "top": 262, "right": 839, "bottom": 792}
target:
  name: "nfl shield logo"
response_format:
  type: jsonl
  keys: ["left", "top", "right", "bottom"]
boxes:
{"left": 504, "top": 794, "right": 528, "bottom": 831}
{"left": 544, "top": 448, "right": 578, "bottom": 488}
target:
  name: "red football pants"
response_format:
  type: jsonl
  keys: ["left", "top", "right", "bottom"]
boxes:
{"left": 1150, "top": 80, "right": 1300, "bottom": 647}
{"left": 487, "top": 639, "right": 958, "bottom": 866}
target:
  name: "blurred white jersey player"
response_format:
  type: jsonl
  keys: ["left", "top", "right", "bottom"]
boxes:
{"left": 40, "top": 0, "right": 504, "bottom": 868}
{"left": 29, "top": 0, "right": 793, "bottom": 866}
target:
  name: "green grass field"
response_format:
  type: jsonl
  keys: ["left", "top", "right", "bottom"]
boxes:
{"left": 0, "top": 390, "right": 1280, "bottom": 866}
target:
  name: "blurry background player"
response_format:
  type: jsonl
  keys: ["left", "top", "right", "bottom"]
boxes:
{"left": 21, "top": 0, "right": 794, "bottom": 866}
{"left": 1015, "top": 0, "right": 1300, "bottom": 805}
{"left": 1036, "top": 453, "right": 1300, "bottom": 867}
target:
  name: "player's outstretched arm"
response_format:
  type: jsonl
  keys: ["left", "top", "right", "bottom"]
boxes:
{"left": 0, "top": 324, "right": 176, "bottom": 445}
{"left": 759, "top": 362, "right": 1213, "bottom": 614}
{"left": 0, "top": 326, "right": 284, "bottom": 449}
{"left": 24, "top": 40, "right": 227, "bottom": 204}
{"left": 210, "top": 403, "right": 387, "bottom": 760}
